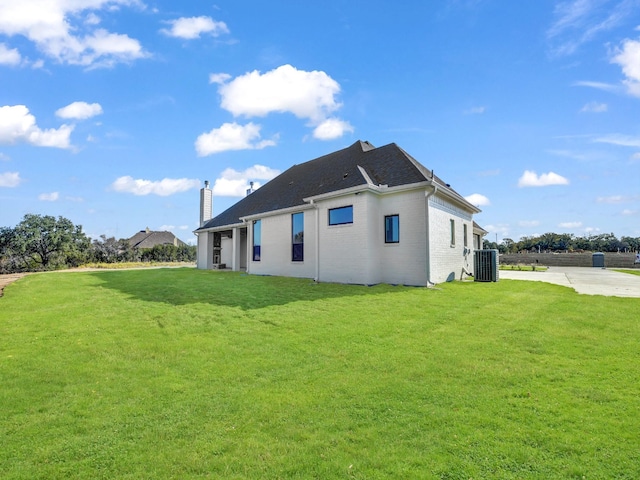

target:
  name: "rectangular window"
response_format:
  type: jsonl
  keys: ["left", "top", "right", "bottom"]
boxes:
{"left": 292, "top": 212, "right": 304, "bottom": 262}
{"left": 464, "top": 223, "right": 468, "bottom": 247}
{"left": 385, "top": 215, "right": 399, "bottom": 243}
{"left": 328, "top": 205, "right": 353, "bottom": 225}
{"left": 450, "top": 219, "right": 455, "bottom": 246}
{"left": 252, "top": 220, "right": 261, "bottom": 261}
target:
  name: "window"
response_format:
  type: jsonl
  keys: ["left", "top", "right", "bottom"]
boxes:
{"left": 252, "top": 220, "right": 261, "bottom": 261}
{"left": 385, "top": 215, "right": 399, "bottom": 243}
{"left": 450, "top": 219, "right": 455, "bottom": 246}
{"left": 329, "top": 205, "right": 353, "bottom": 225}
{"left": 292, "top": 212, "right": 304, "bottom": 262}
{"left": 464, "top": 223, "right": 468, "bottom": 247}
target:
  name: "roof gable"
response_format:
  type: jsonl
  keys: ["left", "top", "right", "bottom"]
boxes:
{"left": 128, "top": 230, "right": 186, "bottom": 248}
{"left": 199, "top": 141, "right": 474, "bottom": 230}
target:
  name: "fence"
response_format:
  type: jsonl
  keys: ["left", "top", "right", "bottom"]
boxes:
{"left": 499, "top": 252, "right": 639, "bottom": 268}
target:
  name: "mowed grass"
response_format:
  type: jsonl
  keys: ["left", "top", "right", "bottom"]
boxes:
{"left": 614, "top": 269, "right": 640, "bottom": 277}
{"left": 1, "top": 269, "right": 639, "bottom": 479}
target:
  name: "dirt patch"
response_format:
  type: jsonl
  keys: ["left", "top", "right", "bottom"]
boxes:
{"left": 0, "top": 273, "right": 27, "bottom": 298}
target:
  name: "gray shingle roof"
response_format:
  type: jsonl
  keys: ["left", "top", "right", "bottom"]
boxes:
{"left": 128, "top": 230, "right": 186, "bottom": 248}
{"left": 198, "top": 141, "right": 474, "bottom": 231}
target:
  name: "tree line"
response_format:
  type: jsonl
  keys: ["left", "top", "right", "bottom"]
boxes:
{"left": 1, "top": 214, "right": 196, "bottom": 274}
{"left": 483, "top": 232, "right": 640, "bottom": 254}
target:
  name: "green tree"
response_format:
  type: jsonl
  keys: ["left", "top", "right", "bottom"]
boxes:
{"left": 91, "top": 235, "right": 136, "bottom": 263}
{"left": 9, "top": 214, "right": 90, "bottom": 270}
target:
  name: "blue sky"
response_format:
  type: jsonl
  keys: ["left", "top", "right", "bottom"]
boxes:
{"left": 1, "top": 0, "right": 639, "bottom": 245}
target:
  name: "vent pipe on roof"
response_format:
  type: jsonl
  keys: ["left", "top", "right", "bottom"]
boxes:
{"left": 246, "top": 181, "right": 255, "bottom": 196}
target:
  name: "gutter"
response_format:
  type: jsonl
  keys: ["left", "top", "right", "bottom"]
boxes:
{"left": 310, "top": 199, "right": 320, "bottom": 282}
{"left": 425, "top": 183, "right": 438, "bottom": 287}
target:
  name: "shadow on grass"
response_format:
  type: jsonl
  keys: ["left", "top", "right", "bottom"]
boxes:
{"left": 90, "top": 268, "right": 402, "bottom": 310}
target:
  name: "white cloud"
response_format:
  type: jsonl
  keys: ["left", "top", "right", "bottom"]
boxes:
{"left": 547, "top": 0, "right": 633, "bottom": 56}
{"left": 38, "top": 192, "right": 59, "bottom": 201}
{"left": 85, "top": 13, "right": 101, "bottom": 26}
{"left": 0, "top": 152, "right": 10, "bottom": 161}
{"left": 195, "top": 122, "right": 277, "bottom": 156}
{"left": 483, "top": 223, "right": 510, "bottom": 240}
{"left": 56, "top": 101, "right": 103, "bottom": 120}
{"left": 0, "top": 42, "right": 21, "bottom": 65}
{"left": 0, "top": 105, "right": 73, "bottom": 148}
{"left": 204, "top": 65, "right": 353, "bottom": 145}
{"left": 593, "top": 134, "right": 640, "bottom": 147}
{"left": 572, "top": 80, "right": 621, "bottom": 93}
{"left": 612, "top": 37, "right": 640, "bottom": 97}
{"left": 519, "top": 220, "right": 540, "bottom": 228}
{"left": 622, "top": 209, "right": 638, "bottom": 216}
{"left": 219, "top": 64, "right": 342, "bottom": 122}
{"left": 212, "top": 165, "right": 280, "bottom": 197}
{"left": 580, "top": 101, "right": 607, "bottom": 113}
{"left": 463, "top": 106, "right": 486, "bottom": 115}
{"left": 596, "top": 195, "right": 633, "bottom": 204}
{"left": 464, "top": 193, "right": 491, "bottom": 206}
{"left": 209, "top": 72, "right": 231, "bottom": 84}
{"left": 0, "top": 0, "right": 147, "bottom": 68}
{"left": 161, "top": 16, "right": 229, "bottom": 39}
{"left": 110, "top": 176, "right": 201, "bottom": 196}
{"left": 518, "top": 170, "right": 569, "bottom": 187}
{"left": 0, "top": 171, "right": 21, "bottom": 187}
{"left": 584, "top": 226, "right": 601, "bottom": 234}
{"left": 559, "top": 221, "right": 582, "bottom": 228}
{"left": 630, "top": 152, "right": 640, "bottom": 163}
{"left": 312, "top": 118, "right": 354, "bottom": 140}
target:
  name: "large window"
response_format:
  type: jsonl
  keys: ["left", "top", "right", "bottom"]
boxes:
{"left": 385, "top": 215, "right": 399, "bottom": 243}
{"left": 464, "top": 223, "right": 468, "bottom": 247}
{"left": 252, "top": 220, "right": 261, "bottom": 261}
{"left": 329, "top": 205, "right": 353, "bottom": 225}
{"left": 450, "top": 219, "right": 455, "bottom": 246}
{"left": 292, "top": 212, "right": 304, "bottom": 262}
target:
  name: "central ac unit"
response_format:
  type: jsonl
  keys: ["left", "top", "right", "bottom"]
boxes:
{"left": 474, "top": 249, "right": 499, "bottom": 282}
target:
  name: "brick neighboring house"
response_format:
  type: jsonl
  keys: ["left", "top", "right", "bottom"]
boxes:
{"left": 194, "top": 140, "right": 486, "bottom": 286}
{"left": 128, "top": 228, "right": 187, "bottom": 249}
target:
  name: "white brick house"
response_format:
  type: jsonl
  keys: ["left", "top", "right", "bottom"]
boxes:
{"left": 195, "top": 141, "right": 484, "bottom": 285}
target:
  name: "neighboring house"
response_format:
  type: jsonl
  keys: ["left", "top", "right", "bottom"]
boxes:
{"left": 128, "top": 228, "right": 187, "bottom": 249}
{"left": 195, "top": 140, "right": 485, "bottom": 286}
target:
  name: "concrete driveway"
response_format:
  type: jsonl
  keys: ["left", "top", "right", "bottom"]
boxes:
{"left": 499, "top": 267, "right": 640, "bottom": 298}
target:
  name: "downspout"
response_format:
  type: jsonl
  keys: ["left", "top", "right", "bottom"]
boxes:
{"left": 311, "top": 199, "right": 320, "bottom": 282}
{"left": 243, "top": 219, "right": 250, "bottom": 274}
{"left": 425, "top": 183, "right": 438, "bottom": 287}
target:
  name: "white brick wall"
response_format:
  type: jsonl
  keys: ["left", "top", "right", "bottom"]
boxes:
{"left": 196, "top": 231, "right": 212, "bottom": 269}
{"left": 248, "top": 211, "right": 316, "bottom": 279}
{"left": 200, "top": 186, "right": 476, "bottom": 285}
{"left": 428, "top": 195, "right": 474, "bottom": 283}
{"left": 316, "top": 190, "right": 429, "bottom": 285}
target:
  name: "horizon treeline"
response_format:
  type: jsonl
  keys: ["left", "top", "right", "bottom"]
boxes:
{"left": 1, "top": 214, "right": 195, "bottom": 274}
{"left": 484, "top": 231, "right": 640, "bottom": 254}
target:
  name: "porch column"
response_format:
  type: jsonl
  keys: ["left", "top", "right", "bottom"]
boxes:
{"left": 231, "top": 226, "right": 242, "bottom": 271}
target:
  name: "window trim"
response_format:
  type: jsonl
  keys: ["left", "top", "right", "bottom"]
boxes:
{"left": 384, "top": 214, "right": 400, "bottom": 244}
{"left": 450, "top": 219, "right": 456, "bottom": 247}
{"left": 328, "top": 205, "right": 354, "bottom": 226}
{"left": 252, "top": 219, "right": 261, "bottom": 261}
{"left": 291, "top": 212, "right": 304, "bottom": 262}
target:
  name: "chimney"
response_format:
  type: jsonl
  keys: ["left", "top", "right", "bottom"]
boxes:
{"left": 200, "top": 180, "right": 213, "bottom": 227}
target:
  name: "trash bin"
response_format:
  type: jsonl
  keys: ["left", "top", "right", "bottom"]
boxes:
{"left": 592, "top": 252, "right": 605, "bottom": 268}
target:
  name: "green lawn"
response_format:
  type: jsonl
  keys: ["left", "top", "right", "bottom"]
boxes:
{"left": 614, "top": 269, "right": 640, "bottom": 277}
{"left": 1, "top": 269, "right": 639, "bottom": 479}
